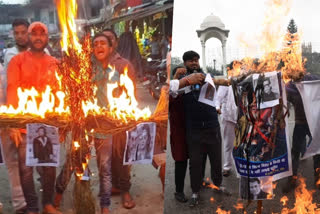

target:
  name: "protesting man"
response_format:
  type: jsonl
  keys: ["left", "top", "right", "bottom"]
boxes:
{"left": 102, "top": 28, "right": 136, "bottom": 209}
{"left": 174, "top": 50, "right": 229, "bottom": 207}
{"left": 0, "top": 19, "right": 30, "bottom": 214}
{"left": 169, "top": 66, "right": 205, "bottom": 203}
{"left": 54, "top": 33, "right": 117, "bottom": 214}
{"left": 283, "top": 74, "right": 320, "bottom": 192}
{"left": 7, "top": 21, "right": 60, "bottom": 214}
{"left": 215, "top": 61, "right": 239, "bottom": 177}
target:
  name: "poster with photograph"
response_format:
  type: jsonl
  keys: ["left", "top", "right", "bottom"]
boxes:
{"left": 233, "top": 72, "right": 292, "bottom": 181}
{"left": 26, "top": 123, "right": 60, "bottom": 167}
{"left": 253, "top": 71, "right": 280, "bottom": 109}
{"left": 198, "top": 73, "right": 217, "bottom": 107}
{"left": 123, "top": 122, "right": 156, "bottom": 165}
{"left": 0, "top": 138, "right": 4, "bottom": 165}
{"left": 240, "top": 176, "right": 273, "bottom": 200}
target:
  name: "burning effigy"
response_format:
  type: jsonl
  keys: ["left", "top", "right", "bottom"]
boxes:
{"left": 0, "top": 0, "right": 167, "bottom": 213}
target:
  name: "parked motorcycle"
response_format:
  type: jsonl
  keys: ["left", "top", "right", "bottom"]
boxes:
{"left": 142, "top": 58, "right": 167, "bottom": 100}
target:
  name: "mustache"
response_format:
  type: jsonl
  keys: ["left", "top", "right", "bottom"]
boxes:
{"left": 33, "top": 40, "right": 44, "bottom": 44}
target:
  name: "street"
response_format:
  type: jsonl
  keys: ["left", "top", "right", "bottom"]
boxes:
{"left": 164, "top": 109, "right": 320, "bottom": 214}
{"left": 0, "top": 83, "right": 164, "bottom": 214}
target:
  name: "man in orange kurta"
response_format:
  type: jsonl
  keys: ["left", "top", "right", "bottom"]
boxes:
{"left": 7, "top": 22, "right": 60, "bottom": 214}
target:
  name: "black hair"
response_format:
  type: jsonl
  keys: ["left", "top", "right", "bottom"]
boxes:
{"left": 12, "top": 18, "right": 30, "bottom": 28}
{"left": 172, "top": 66, "right": 184, "bottom": 76}
{"left": 263, "top": 77, "right": 271, "bottom": 85}
{"left": 249, "top": 178, "right": 260, "bottom": 184}
{"left": 182, "top": 50, "right": 200, "bottom": 62}
{"left": 36, "top": 126, "right": 47, "bottom": 135}
{"left": 92, "top": 33, "right": 112, "bottom": 47}
{"left": 102, "top": 28, "right": 118, "bottom": 40}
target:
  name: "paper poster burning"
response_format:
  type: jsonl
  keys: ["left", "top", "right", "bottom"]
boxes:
{"left": 26, "top": 123, "right": 60, "bottom": 167}
{"left": 123, "top": 122, "right": 156, "bottom": 165}
{"left": 232, "top": 72, "right": 292, "bottom": 181}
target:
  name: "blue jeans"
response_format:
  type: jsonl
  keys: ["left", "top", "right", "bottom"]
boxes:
{"left": 56, "top": 136, "right": 112, "bottom": 208}
{"left": 18, "top": 134, "right": 56, "bottom": 212}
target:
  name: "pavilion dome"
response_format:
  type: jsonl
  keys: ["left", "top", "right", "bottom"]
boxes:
{"left": 200, "top": 13, "right": 225, "bottom": 30}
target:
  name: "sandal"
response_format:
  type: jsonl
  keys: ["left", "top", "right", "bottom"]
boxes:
{"left": 121, "top": 192, "right": 136, "bottom": 209}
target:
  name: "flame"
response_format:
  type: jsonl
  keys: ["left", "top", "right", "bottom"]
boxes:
{"left": 216, "top": 207, "right": 230, "bottom": 214}
{"left": 73, "top": 141, "right": 80, "bottom": 149}
{"left": 281, "top": 196, "right": 288, "bottom": 206}
{"left": 0, "top": 86, "right": 69, "bottom": 118}
{"left": 106, "top": 66, "right": 151, "bottom": 122}
{"left": 280, "top": 177, "right": 319, "bottom": 213}
{"left": 210, "top": 197, "right": 215, "bottom": 203}
{"left": 234, "top": 202, "right": 244, "bottom": 211}
{"left": 208, "top": 183, "right": 220, "bottom": 190}
{"left": 56, "top": 0, "right": 81, "bottom": 55}
{"left": 234, "top": 0, "right": 305, "bottom": 83}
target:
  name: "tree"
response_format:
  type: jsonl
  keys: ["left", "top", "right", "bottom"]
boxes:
{"left": 287, "top": 19, "right": 297, "bottom": 34}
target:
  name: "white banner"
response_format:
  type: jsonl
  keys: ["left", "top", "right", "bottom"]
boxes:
{"left": 296, "top": 80, "right": 320, "bottom": 159}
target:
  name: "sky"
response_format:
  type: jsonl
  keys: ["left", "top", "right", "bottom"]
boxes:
{"left": 172, "top": 0, "right": 320, "bottom": 68}
{"left": 1, "top": 0, "right": 26, "bottom": 3}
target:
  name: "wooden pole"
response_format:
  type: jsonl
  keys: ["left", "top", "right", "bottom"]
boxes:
{"left": 257, "top": 200, "right": 263, "bottom": 214}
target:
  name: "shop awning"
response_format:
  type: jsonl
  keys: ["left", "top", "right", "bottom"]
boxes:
{"left": 85, "top": 1, "right": 173, "bottom": 27}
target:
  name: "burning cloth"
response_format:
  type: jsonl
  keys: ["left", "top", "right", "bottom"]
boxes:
{"left": 232, "top": 72, "right": 292, "bottom": 181}
{"left": 295, "top": 80, "right": 320, "bottom": 159}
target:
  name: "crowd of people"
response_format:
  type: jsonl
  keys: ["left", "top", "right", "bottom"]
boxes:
{"left": 0, "top": 18, "right": 155, "bottom": 214}
{"left": 169, "top": 51, "right": 320, "bottom": 208}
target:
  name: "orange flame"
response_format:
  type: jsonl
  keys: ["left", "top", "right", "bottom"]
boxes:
{"left": 234, "top": 202, "right": 244, "bottom": 210}
{"left": 216, "top": 207, "right": 230, "bottom": 214}
{"left": 56, "top": 0, "right": 81, "bottom": 55}
{"left": 235, "top": 0, "right": 305, "bottom": 83}
{"left": 280, "top": 196, "right": 288, "bottom": 206}
{"left": 210, "top": 197, "right": 215, "bottom": 203}
{"left": 0, "top": 85, "right": 69, "bottom": 118}
{"left": 280, "top": 177, "right": 318, "bottom": 213}
{"left": 106, "top": 67, "right": 151, "bottom": 122}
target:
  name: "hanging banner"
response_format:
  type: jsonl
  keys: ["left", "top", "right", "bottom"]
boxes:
{"left": 295, "top": 80, "right": 320, "bottom": 159}
{"left": 232, "top": 72, "right": 292, "bottom": 181}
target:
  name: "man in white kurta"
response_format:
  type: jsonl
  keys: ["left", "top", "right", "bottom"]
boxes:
{"left": 216, "top": 85, "right": 237, "bottom": 176}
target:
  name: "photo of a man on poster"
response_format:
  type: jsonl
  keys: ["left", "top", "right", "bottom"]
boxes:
{"left": 262, "top": 77, "right": 279, "bottom": 102}
{"left": 26, "top": 123, "right": 60, "bottom": 167}
{"left": 240, "top": 177, "right": 272, "bottom": 200}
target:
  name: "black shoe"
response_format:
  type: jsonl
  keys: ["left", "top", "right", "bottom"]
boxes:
{"left": 189, "top": 193, "right": 199, "bottom": 208}
{"left": 282, "top": 177, "right": 297, "bottom": 193}
{"left": 174, "top": 192, "right": 188, "bottom": 203}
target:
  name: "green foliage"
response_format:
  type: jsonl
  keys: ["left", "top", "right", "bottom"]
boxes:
{"left": 287, "top": 19, "right": 297, "bottom": 34}
{"left": 303, "top": 52, "right": 320, "bottom": 75}
{"left": 206, "top": 66, "right": 222, "bottom": 76}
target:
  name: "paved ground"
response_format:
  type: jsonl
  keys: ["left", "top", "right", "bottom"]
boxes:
{"left": 163, "top": 109, "right": 320, "bottom": 214}
{"left": 0, "top": 83, "right": 164, "bottom": 214}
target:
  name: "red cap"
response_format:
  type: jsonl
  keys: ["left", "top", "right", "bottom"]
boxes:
{"left": 28, "top": 22, "right": 48, "bottom": 34}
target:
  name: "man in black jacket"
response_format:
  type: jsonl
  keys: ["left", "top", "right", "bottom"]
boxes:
{"left": 33, "top": 127, "right": 54, "bottom": 163}
{"left": 178, "top": 51, "right": 224, "bottom": 207}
